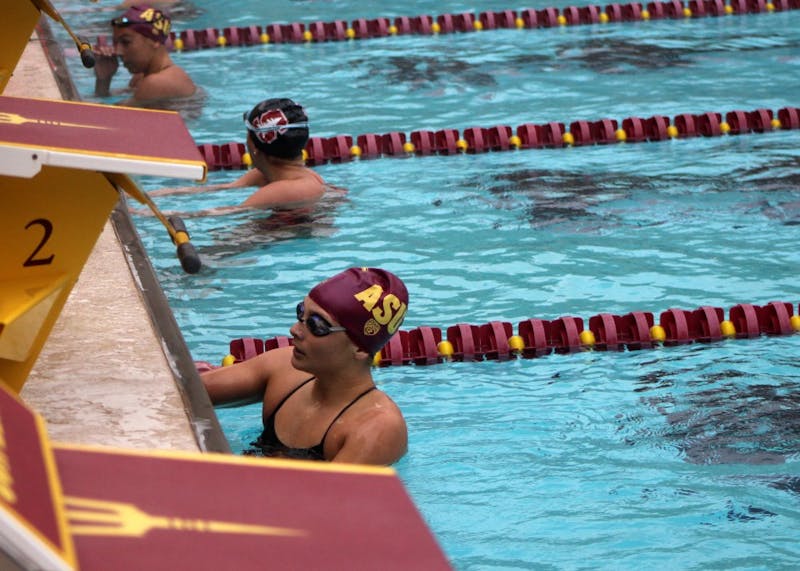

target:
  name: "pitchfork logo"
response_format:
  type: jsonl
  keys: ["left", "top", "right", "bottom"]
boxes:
{"left": 252, "top": 109, "right": 289, "bottom": 145}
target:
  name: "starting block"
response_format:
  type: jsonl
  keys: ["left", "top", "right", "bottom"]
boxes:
{"left": 0, "top": 95, "right": 206, "bottom": 393}
{"left": 0, "top": 380, "right": 451, "bottom": 571}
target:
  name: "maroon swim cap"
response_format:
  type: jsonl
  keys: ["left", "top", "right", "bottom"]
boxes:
{"left": 112, "top": 5, "right": 171, "bottom": 44}
{"left": 308, "top": 268, "right": 408, "bottom": 354}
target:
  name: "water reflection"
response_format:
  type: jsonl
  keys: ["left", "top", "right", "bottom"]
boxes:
{"left": 639, "top": 370, "right": 800, "bottom": 465}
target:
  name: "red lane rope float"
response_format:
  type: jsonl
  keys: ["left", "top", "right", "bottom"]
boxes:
{"left": 157, "top": 1, "right": 800, "bottom": 52}
{"left": 195, "top": 300, "right": 800, "bottom": 371}
{"left": 196, "top": 106, "right": 800, "bottom": 170}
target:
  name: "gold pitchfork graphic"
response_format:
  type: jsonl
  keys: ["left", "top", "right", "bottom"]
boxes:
{"left": 0, "top": 112, "right": 110, "bottom": 130}
{"left": 65, "top": 496, "right": 307, "bottom": 539}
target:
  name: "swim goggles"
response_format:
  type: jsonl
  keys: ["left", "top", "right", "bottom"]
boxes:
{"left": 296, "top": 302, "right": 347, "bottom": 337}
{"left": 243, "top": 112, "right": 309, "bottom": 134}
{"left": 111, "top": 16, "right": 141, "bottom": 26}
{"left": 111, "top": 9, "right": 171, "bottom": 36}
{"left": 110, "top": 18, "right": 171, "bottom": 44}
{"left": 111, "top": 12, "right": 162, "bottom": 26}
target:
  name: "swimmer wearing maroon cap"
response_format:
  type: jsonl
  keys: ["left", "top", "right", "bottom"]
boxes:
{"left": 94, "top": 4, "right": 196, "bottom": 107}
{"left": 201, "top": 268, "right": 409, "bottom": 465}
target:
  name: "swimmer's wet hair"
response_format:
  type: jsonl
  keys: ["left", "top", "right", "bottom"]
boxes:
{"left": 244, "top": 98, "right": 309, "bottom": 160}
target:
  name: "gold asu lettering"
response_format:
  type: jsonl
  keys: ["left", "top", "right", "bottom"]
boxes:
{"left": 154, "top": 18, "right": 170, "bottom": 34}
{"left": 372, "top": 294, "right": 400, "bottom": 325}
{"left": 353, "top": 285, "right": 383, "bottom": 312}
{"left": 387, "top": 303, "right": 406, "bottom": 333}
{"left": 354, "top": 287, "right": 407, "bottom": 333}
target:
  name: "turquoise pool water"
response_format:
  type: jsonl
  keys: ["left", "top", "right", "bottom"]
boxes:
{"left": 57, "top": 1, "right": 800, "bottom": 568}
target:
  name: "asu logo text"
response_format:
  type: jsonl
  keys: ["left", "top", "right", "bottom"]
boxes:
{"left": 139, "top": 8, "right": 171, "bottom": 35}
{"left": 354, "top": 285, "right": 407, "bottom": 336}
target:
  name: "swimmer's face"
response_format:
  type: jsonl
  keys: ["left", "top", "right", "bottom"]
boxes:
{"left": 290, "top": 297, "right": 356, "bottom": 376}
{"left": 112, "top": 27, "right": 158, "bottom": 74}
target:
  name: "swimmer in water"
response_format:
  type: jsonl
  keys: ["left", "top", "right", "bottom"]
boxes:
{"left": 93, "top": 5, "right": 197, "bottom": 108}
{"left": 201, "top": 267, "right": 409, "bottom": 465}
{"left": 147, "top": 98, "right": 331, "bottom": 216}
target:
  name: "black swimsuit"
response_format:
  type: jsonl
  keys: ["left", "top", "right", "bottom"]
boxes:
{"left": 251, "top": 377, "right": 376, "bottom": 461}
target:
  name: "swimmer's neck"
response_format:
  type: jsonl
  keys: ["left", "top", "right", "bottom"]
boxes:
{"left": 264, "top": 155, "right": 304, "bottom": 168}
{"left": 258, "top": 155, "right": 306, "bottom": 178}
{"left": 143, "top": 50, "right": 174, "bottom": 77}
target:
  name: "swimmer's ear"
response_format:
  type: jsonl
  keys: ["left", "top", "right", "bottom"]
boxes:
{"left": 245, "top": 134, "right": 258, "bottom": 156}
{"left": 352, "top": 345, "right": 372, "bottom": 363}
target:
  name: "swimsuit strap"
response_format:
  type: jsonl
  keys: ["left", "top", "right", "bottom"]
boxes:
{"left": 318, "top": 385, "right": 377, "bottom": 451}
{"left": 271, "top": 376, "right": 315, "bottom": 415}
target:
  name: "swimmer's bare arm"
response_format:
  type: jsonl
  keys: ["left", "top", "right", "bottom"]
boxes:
{"left": 145, "top": 177, "right": 324, "bottom": 216}
{"left": 127, "top": 204, "right": 252, "bottom": 218}
{"left": 149, "top": 169, "right": 267, "bottom": 197}
{"left": 173, "top": 205, "right": 251, "bottom": 218}
{"left": 200, "top": 345, "right": 299, "bottom": 406}
{"left": 200, "top": 358, "right": 266, "bottom": 407}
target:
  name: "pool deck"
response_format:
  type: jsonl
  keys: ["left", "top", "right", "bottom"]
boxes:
{"left": 9, "top": 22, "right": 228, "bottom": 454}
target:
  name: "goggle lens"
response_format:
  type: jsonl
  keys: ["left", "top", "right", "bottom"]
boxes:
{"left": 296, "top": 302, "right": 347, "bottom": 337}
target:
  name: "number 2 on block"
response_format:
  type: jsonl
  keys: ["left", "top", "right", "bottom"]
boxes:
{"left": 23, "top": 218, "right": 55, "bottom": 267}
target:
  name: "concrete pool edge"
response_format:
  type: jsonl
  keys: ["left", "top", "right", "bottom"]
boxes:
{"left": 46, "top": 14, "right": 231, "bottom": 453}
{"left": 109, "top": 202, "right": 231, "bottom": 453}
{"left": 16, "top": 16, "right": 230, "bottom": 454}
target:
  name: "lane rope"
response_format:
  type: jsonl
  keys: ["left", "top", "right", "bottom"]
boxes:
{"left": 195, "top": 300, "right": 800, "bottom": 369}
{"left": 195, "top": 105, "right": 800, "bottom": 170}
{"left": 149, "top": 1, "right": 800, "bottom": 51}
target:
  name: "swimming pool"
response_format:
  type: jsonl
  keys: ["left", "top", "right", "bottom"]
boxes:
{"left": 57, "top": 1, "right": 800, "bottom": 568}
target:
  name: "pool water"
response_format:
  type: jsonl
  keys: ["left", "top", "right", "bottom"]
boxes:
{"left": 56, "top": 1, "right": 800, "bottom": 568}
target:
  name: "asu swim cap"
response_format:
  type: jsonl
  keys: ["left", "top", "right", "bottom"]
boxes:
{"left": 244, "top": 98, "right": 309, "bottom": 160}
{"left": 309, "top": 268, "right": 409, "bottom": 355}
{"left": 112, "top": 5, "right": 171, "bottom": 44}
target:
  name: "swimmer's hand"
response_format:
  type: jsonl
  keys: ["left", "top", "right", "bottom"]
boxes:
{"left": 149, "top": 182, "right": 234, "bottom": 197}
{"left": 93, "top": 45, "right": 119, "bottom": 96}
